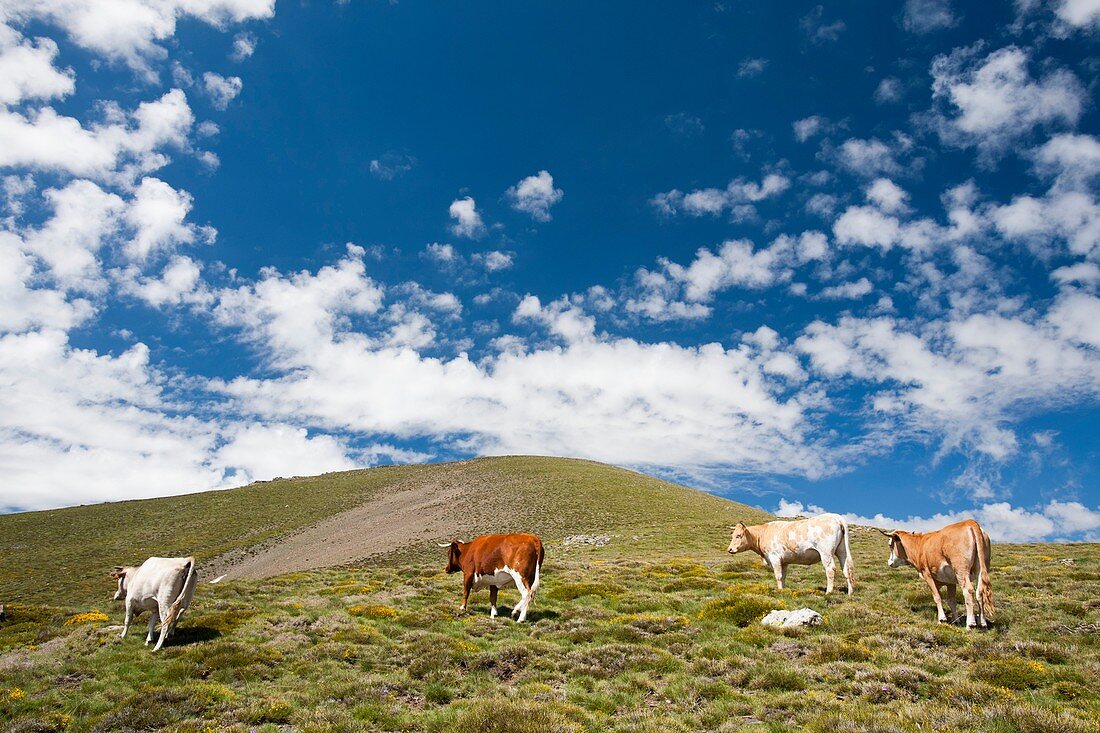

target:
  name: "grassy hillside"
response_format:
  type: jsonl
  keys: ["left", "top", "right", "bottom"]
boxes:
{"left": 0, "top": 456, "right": 769, "bottom": 606}
{"left": 1, "top": 457, "right": 1097, "bottom": 733}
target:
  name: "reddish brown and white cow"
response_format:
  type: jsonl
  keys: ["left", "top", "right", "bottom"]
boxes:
{"left": 441, "top": 533, "right": 544, "bottom": 622}
{"left": 881, "top": 519, "right": 994, "bottom": 628}
{"left": 728, "top": 514, "right": 854, "bottom": 594}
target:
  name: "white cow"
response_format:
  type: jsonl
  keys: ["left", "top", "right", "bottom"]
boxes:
{"left": 113, "top": 556, "right": 198, "bottom": 651}
{"left": 728, "top": 513, "right": 855, "bottom": 595}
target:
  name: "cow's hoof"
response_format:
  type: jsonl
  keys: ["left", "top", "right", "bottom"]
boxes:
{"left": 937, "top": 619, "right": 949, "bottom": 625}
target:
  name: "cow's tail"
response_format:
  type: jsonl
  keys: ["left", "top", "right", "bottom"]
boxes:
{"left": 531, "top": 540, "right": 544, "bottom": 595}
{"left": 157, "top": 558, "right": 197, "bottom": 631}
{"left": 840, "top": 518, "right": 855, "bottom": 587}
{"left": 971, "top": 524, "right": 994, "bottom": 620}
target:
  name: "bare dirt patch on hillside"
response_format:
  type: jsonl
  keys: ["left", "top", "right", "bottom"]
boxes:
{"left": 208, "top": 462, "right": 483, "bottom": 580}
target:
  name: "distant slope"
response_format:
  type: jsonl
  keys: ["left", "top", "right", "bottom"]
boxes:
{"left": 0, "top": 456, "right": 770, "bottom": 606}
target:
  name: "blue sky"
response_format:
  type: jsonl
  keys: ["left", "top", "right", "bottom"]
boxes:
{"left": 2, "top": 1, "right": 1099, "bottom": 541}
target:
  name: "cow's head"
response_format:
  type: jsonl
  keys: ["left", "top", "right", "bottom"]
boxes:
{"left": 111, "top": 566, "right": 129, "bottom": 600}
{"left": 441, "top": 541, "right": 464, "bottom": 573}
{"left": 880, "top": 530, "right": 908, "bottom": 568}
{"left": 727, "top": 523, "right": 751, "bottom": 554}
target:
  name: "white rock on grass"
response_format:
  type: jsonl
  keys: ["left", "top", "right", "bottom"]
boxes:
{"left": 760, "top": 608, "right": 823, "bottom": 628}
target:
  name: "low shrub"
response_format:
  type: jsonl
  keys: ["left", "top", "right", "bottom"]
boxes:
{"left": 348, "top": 604, "right": 399, "bottom": 619}
{"left": 970, "top": 657, "right": 1047, "bottom": 690}
{"left": 696, "top": 594, "right": 779, "bottom": 626}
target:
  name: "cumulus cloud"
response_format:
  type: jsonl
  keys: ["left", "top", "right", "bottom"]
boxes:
{"left": 230, "top": 31, "right": 256, "bottom": 61}
{"left": 0, "top": 25, "right": 74, "bottom": 105}
{"left": 793, "top": 115, "right": 826, "bottom": 143}
{"left": 0, "top": 88, "right": 193, "bottom": 183}
{"left": 202, "top": 72, "right": 242, "bottom": 110}
{"left": 796, "top": 298, "right": 1100, "bottom": 467}
{"left": 928, "top": 44, "right": 1085, "bottom": 162}
{"left": 0, "top": 0, "right": 275, "bottom": 76}
{"left": 651, "top": 173, "right": 789, "bottom": 219}
{"left": 506, "top": 170, "right": 563, "bottom": 222}
{"left": 448, "top": 196, "right": 485, "bottom": 238}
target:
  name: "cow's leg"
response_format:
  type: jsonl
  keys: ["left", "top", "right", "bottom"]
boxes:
{"left": 120, "top": 602, "right": 132, "bottom": 639}
{"left": 835, "top": 543, "right": 854, "bottom": 595}
{"left": 145, "top": 609, "right": 159, "bottom": 645}
{"left": 822, "top": 557, "right": 836, "bottom": 595}
{"left": 489, "top": 586, "right": 499, "bottom": 618}
{"left": 921, "top": 572, "right": 948, "bottom": 623}
{"left": 460, "top": 574, "right": 473, "bottom": 614}
{"left": 972, "top": 565, "right": 988, "bottom": 628}
{"left": 152, "top": 603, "right": 171, "bottom": 652}
{"left": 503, "top": 567, "right": 531, "bottom": 622}
{"left": 958, "top": 568, "right": 977, "bottom": 628}
{"left": 945, "top": 584, "right": 958, "bottom": 623}
{"left": 772, "top": 561, "right": 787, "bottom": 591}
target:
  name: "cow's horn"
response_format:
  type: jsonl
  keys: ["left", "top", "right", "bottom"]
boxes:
{"left": 875, "top": 528, "right": 893, "bottom": 537}
{"left": 436, "top": 543, "right": 452, "bottom": 547}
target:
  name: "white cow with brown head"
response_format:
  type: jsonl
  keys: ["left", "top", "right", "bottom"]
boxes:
{"left": 728, "top": 513, "right": 854, "bottom": 595}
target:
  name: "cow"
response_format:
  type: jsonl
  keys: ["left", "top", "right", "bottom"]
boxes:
{"left": 728, "top": 513, "right": 854, "bottom": 595}
{"left": 880, "top": 519, "right": 994, "bottom": 628}
{"left": 112, "top": 556, "right": 198, "bottom": 651}
{"left": 440, "top": 533, "right": 544, "bottom": 622}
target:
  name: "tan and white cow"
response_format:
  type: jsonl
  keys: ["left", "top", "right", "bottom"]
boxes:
{"left": 728, "top": 514, "right": 854, "bottom": 595}
{"left": 881, "top": 519, "right": 994, "bottom": 628}
{"left": 112, "top": 556, "right": 198, "bottom": 651}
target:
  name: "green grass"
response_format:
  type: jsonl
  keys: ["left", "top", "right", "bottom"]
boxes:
{"left": 1, "top": 457, "right": 1097, "bottom": 732}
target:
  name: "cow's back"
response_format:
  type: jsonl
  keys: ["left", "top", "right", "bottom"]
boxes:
{"left": 465, "top": 534, "right": 542, "bottom": 575}
{"left": 129, "top": 557, "right": 192, "bottom": 601}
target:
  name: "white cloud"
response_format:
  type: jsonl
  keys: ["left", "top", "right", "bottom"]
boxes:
{"left": 0, "top": 24, "right": 74, "bottom": 105}
{"left": 118, "top": 254, "right": 208, "bottom": 308}
{"left": 0, "top": 329, "right": 225, "bottom": 510}
{"left": 903, "top": 0, "right": 958, "bottom": 33}
{"left": 818, "top": 277, "right": 873, "bottom": 300}
{"left": 230, "top": 31, "right": 256, "bottom": 61}
{"left": 0, "top": 0, "right": 275, "bottom": 76}
{"left": 448, "top": 196, "right": 485, "bottom": 238}
{"left": 774, "top": 498, "right": 1100, "bottom": 542}
{"left": 866, "top": 178, "right": 910, "bottom": 213}
{"left": 202, "top": 72, "right": 242, "bottom": 110}
{"left": 737, "top": 57, "right": 768, "bottom": 78}
{"left": 796, "top": 299, "right": 1100, "bottom": 464}
{"left": 835, "top": 137, "right": 907, "bottom": 178}
{"left": 652, "top": 173, "right": 790, "bottom": 219}
{"left": 196, "top": 248, "right": 833, "bottom": 482}
{"left": 929, "top": 45, "right": 1084, "bottom": 161}
{"left": 793, "top": 115, "right": 825, "bottom": 143}
{"left": 423, "top": 242, "right": 456, "bottom": 263}
{"left": 477, "top": 250, "right": 513, "bottom": 271}
{"left": 0, "top": 88, "right": 193, "bottom": 183}
{"left": 874, "top": 77, "right": 903, "bottom": 103}
{"left": 123, "top": 177, "right": 203, "bottom": 261}
{"left": 214, "top": 423, "right": 357, "bottom": 484}
{"left": 506, "top": 170, "right": 563, "bottom": 222}
{"left": 1054, "top": 0, "right": 1100, "bottom": 27}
